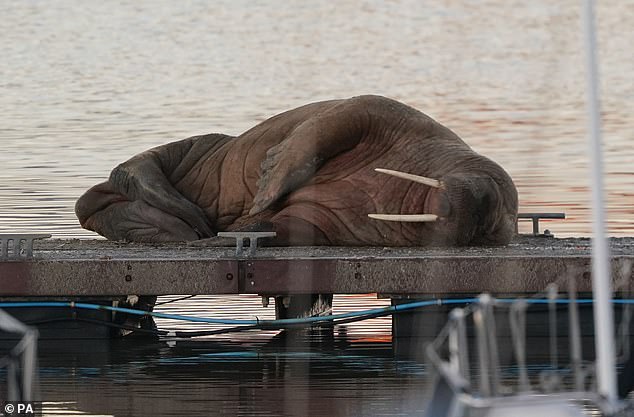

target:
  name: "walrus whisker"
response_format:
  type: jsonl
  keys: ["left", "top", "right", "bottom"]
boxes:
{"left": 375, "top": 168, "right": 443, "bottom": 189}
{"left": 368, "top": 214, "right": 439, "bottom": 222}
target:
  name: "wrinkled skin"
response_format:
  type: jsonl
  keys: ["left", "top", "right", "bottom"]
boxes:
{"left": 76, "top": 95, "right": 518, "bottom": 246}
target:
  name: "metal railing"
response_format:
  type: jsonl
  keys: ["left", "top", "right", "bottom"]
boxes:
{"left": 422, "top": 287, "right": 625, "bottom": 416}
{"left": 0, "top": 309, "right": 39, "bottom": 401}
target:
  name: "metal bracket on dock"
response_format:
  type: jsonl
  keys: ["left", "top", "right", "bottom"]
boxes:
{"left": 0, "top": 234, "right": 51, "bottom": 260}
{"left": 216, "top": 232, "right": 277, "bottom": 256}
{"left": 516, "top": 213, "right": 565, "bottom": 236}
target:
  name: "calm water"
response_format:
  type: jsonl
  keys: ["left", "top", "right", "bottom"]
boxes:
{"left": 1, "top": 0, "right": 632, "bottom": 415}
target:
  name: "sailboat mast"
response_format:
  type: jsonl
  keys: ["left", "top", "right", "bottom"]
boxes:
{"left": 582, "top": 0, "right": 617, "bottom": 404}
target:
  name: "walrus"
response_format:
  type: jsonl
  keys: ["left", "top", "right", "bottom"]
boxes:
{"left": 76, "top": 95, "right": 518, "bottom": 246}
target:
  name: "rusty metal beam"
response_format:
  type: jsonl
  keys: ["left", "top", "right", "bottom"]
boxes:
{"left": 242, "top": 256, "right": 633, "bottom": 295}
{"left": 0, "top": 260, "right": 238, "bottom": 296}
{"left": 0, "top": 237, "right": 633, "bottom": 297}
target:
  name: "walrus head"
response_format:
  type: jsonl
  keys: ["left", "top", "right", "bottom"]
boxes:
{"left": 369, "top": 168, "right": 517, "bottom": 246}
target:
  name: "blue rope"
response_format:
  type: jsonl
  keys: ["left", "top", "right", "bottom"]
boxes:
{"left": 0, "top": 298, "right": 632, "bottom": 327}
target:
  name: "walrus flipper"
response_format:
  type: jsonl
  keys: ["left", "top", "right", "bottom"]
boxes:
{"left": 109, "top": 138, "right": 218, "bottom": 238}
{"left": 75, "top": 181, "right": 201, "bottom": 242}
{"left": 250, "top": 97, "right": 374, "bottom": 215}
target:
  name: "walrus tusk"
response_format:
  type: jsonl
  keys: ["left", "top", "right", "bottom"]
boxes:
{"left": 375, "top": 168, "right": 443, "bottom": 189}
{"left": 368, "top": 214, "right": 439, "bottom": 222}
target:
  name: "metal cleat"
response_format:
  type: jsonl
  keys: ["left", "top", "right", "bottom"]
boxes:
{"left": 516, "top": 213, "right": 565, "bottom": 236}
{"left": 216, "top": 231, "right": 277, "bottom": 256}
{"left": 0, "top": 234, "right": 51, "bottom": 260}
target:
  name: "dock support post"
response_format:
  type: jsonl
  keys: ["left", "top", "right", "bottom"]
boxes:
{"left": 274, "top": 294, "right": 333, "bottom": 320}
{"left": 392, "top": 297, "right": 455, "bottom": 360}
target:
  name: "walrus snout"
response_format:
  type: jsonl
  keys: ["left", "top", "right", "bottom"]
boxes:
{"left": 441, "top": 174, "right": 515, "bottom": 245}
{"left": 367, "top": 168, "right": 515, "bottom": 246}
{"left": 424, "top": 189, "right": 451, "bottom": 218}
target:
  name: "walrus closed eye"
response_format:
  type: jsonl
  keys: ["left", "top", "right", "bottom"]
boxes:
{"left": 76, "top": 95, "right": 518, "bottom": 246}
